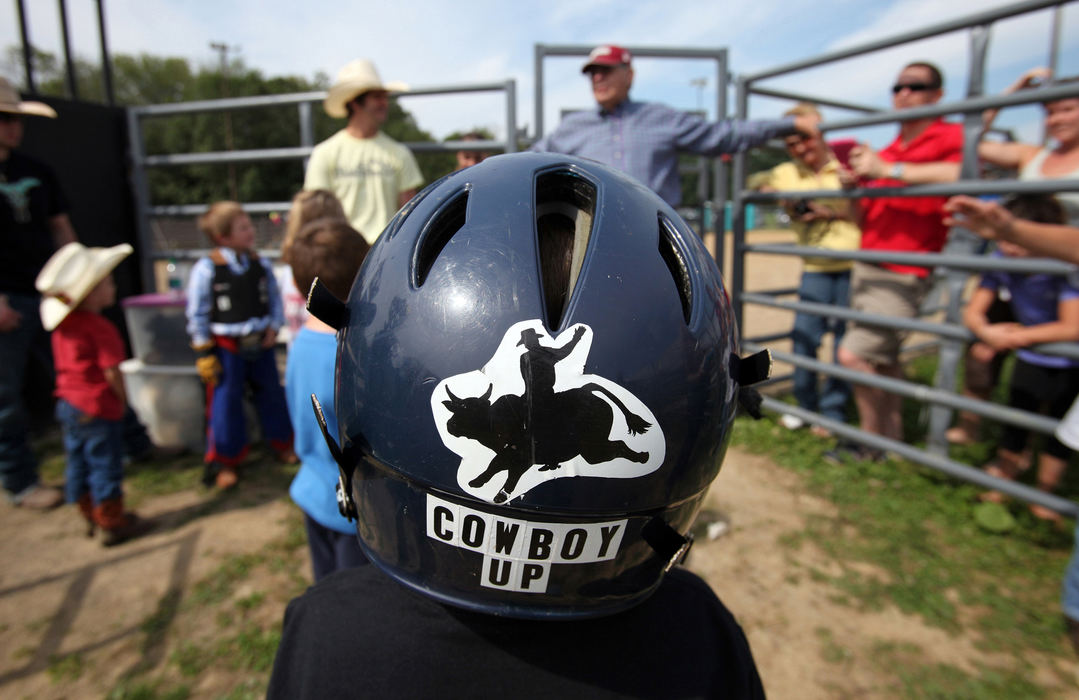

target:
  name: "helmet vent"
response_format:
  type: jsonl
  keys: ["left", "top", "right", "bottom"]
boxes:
{"left": 536, "top": 171, "right": 595, "bottom": 330}
{"left": 415, "top": 189, "right": 469, "bottom": 287}
{"left": 658, "top": 216, "right": 693, "bottom": 324}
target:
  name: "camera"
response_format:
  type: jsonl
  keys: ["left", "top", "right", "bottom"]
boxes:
{"left": 791, "top": 199, "right": 812, "bottom": 217}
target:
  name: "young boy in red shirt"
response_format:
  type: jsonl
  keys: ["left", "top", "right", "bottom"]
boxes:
{"left": 36, "top": 242, "right": 145, "bottom": 545}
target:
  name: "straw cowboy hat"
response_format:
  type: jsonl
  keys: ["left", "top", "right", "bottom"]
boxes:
{"left": 324, "top": 59, "right": 409, "bottom": 119}
{"left": 0, "top": 77, "right": 57, "bottom": 118}
{"left": 36, "top": 242, "right": 132, "bottom": 331}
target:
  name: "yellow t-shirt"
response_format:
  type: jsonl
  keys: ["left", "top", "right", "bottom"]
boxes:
{"left": 304, "top": 130, "right": 424, "bottom": 245}
{"left": 759, "top": 159, "right": 861, "bottom": 273}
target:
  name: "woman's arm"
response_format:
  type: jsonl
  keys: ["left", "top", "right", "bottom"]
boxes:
{"left": 944, "top": 196, "right": 1079, "bottom": 264}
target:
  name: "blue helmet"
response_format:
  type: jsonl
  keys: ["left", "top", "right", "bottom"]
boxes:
{"left": 310, "top": 152, "right": 761, "bottom": 619}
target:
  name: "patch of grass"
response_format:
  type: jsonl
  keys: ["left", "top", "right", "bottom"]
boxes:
{"left": 815, "top": 627, "right": 854, "bottom": 665}
{"left": 188, "top": 553, "right": 265, "bottom": 607}
{"left": 125, "top": 454, "right": 206, "bottom": 496}
{"left": 107, "top": 679, "right": 191, "bottom": 700}
{"left": 893, "top": 662, "right": 1044, "bottom": 700}
{"left": 47, "top": 652, "right": 84, "bottom": 682}
{"left": 732, "top": 367, "right": 1077, "bottom": 678}
{"left": 217, "top": 677, "right": 266, "bottom": 700}
{"left": 25, "top": 615, "right": 52, "bottom": 633}
{"left": 171, "top": 640, "right": 212, "bottom": 678}
{"left": 140, "top": 589, "right": 183, "bottom": 653}
{"left": 217, "top": 623, "right": 281, "bottom": 672}
{"left": 776, "top": 530, "right": 806, "bottom": 551}
{"left": 236, "top": 591, "right": 266, "bottom": 612}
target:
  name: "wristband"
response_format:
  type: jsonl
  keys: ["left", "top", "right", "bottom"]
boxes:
{"left": 888, "top": 162, "right": 905, "bottom": 180}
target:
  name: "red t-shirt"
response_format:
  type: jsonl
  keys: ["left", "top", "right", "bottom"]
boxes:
{"left": 860, "top": 119, "right": 963, "bottom": 277}
{"left": 52, "top": 310, "right": 128, "bottom": 421}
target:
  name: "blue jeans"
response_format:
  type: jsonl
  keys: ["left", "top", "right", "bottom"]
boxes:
{"left": 303, "top": 513, "right": 368, "bottom": 583}
{"left": 792, "top": 271, "right": 851, "bottom": 423}
{"left": 55, "top": 399, "right": 124, "bottom": 504}
{"left": 1064, "top": 522, "right": 1079, "bottom": 622}
{"left": 0, "top": 293, "right": 47, "bottom": 497}
{"left": 207, "top": 345, "right": 292, "bottom": 463}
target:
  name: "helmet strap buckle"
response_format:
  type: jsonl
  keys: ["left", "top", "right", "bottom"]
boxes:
{"left": 665, "top": 535, "right": 694, "bottom": 573}
{"left": 641, "top": 516, "right": 694, "bottom": 573}
{"left": 310, "top": 394, "right": 359, "bottom": 521}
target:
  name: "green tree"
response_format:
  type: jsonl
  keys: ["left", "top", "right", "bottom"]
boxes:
{"left": 4, "top": 47, "right": 446, "bottom": 206}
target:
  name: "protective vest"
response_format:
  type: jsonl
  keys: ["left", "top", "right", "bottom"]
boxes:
{"left": 209, "top": 249, "right": 269, "bottom": 324}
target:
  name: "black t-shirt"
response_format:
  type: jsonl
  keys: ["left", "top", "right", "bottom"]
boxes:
{"left": 268, "top": 564, "right": 765, "bottom": 699}
{"left": 0, "top": 150, "right": 69, "bottom": 294}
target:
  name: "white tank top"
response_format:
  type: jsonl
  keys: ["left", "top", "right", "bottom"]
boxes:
{"left": 1019, "top": 149, "right": 1079, "bottom": 226}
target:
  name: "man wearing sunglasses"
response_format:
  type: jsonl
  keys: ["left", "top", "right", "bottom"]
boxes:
{"left": 0, "top": 77, "right": 74, "bottom": 509}
{"left": 831, "top": 62, "right": 963, "bottom": 458}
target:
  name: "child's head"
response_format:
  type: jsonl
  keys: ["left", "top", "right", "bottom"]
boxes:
{"left": 998, "top": 194, "right": 1066, "bottom": 257}
{"left": 288, "top": 217, "right": 370, "bottom": 301}
{"left": 35, "top": 242, "right": 132, "bottom": 330}
{"left": 282, "top": 190, "right": 347, "bottom": 263}
{"left": 79, "top": 275, "right": 117, "bottom": 313}
{"left": 198, "top": 201, "right": 256, "bottom": 252}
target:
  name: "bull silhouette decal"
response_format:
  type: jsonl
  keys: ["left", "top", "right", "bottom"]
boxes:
{"left": 431, "top": 320, "right": 665, "bottom": 504}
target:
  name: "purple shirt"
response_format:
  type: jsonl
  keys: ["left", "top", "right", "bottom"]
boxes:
{"left": 532, "top": 99, "right": 794, "bottom": 207}
{"left": 980, "top": 253, "right": 1079, "bottom": 368}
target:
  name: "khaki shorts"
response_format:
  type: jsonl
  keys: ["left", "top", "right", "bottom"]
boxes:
{"left": 839, "top": 261, "right": 930, "bottom": 366}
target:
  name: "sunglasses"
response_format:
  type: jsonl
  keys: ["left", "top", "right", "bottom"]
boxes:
{"left": 0, "top": 112, "right": 25, "bottom": 124}
{"left": 891, "top": 82, "right": 938, "bottom": 95}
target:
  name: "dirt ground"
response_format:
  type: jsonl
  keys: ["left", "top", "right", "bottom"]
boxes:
{"left": 1, "top": 231, "right": 1074, "bottom": 698}
{"left": 2, "top": 444, "right": 1074, "bottom": 699}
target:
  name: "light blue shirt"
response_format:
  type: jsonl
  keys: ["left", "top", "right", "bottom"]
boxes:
{"left": 185, "top": 248, "right": 284, "bottom": 346}
{"left": 286, "top": 327, "right": 353, "bottom": 534}
{"left": 532, "top": 99, "right": 795, "bottom": 207}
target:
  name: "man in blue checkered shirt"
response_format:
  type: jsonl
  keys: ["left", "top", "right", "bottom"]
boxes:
{"left": 532, "top": 44, "right": 819, "bottom": 208}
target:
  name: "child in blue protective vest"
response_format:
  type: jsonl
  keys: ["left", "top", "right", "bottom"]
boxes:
{"left": 282, "top": 216, "right": 370, "bottom": 581}
{"left": 963, "top": 194, "right": 1079, "bottom": 521}
{"left": 186, "top": 201, "right": 296, "bottom": 489}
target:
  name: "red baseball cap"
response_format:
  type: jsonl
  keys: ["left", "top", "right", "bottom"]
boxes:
{"left": 581, "top": 45, "right": 632, "bottom": 73}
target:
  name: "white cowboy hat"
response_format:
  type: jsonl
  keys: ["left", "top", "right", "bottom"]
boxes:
{"left": 324, "top": 59, "right": 409, "bottom": 119}
{"left": 36, "top": 242, "right": 133, "bottom": 330}
{"left": 0, "top": 77, "right": 57, "bottom": 118}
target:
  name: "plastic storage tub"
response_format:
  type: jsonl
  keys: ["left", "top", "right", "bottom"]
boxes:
{"left": 121, "top": 359, "right": 204, "bottom": 452}
{"left": 122, "top": 293, "right": 195, "bottom": 366}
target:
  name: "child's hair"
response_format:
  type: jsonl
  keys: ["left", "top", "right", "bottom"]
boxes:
{"left": 288, "top": 217, "right": 370, "bottom": 300}
{"left": 198, "top": 201, "right": 247, "bottom": 245}
{"left": 783, "top": 102, "right": 820, "bottom": 119}
{"left": 282, "top": 190, "right": 347, "bottom": 263}
{"left": 1002, "top": 194, "right": 1066, "bottom": 225}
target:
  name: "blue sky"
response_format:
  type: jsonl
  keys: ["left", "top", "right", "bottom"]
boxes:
{"left": 3, "top": 0, "right": 1078, "bottom": 147}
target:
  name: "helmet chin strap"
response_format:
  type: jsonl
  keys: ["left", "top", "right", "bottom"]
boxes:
{"left": 641, "top": 517, "right": 693, "bottom": 572}
{"left": 310, "top": 394, "right": 359, "bottom": 522}
{"left": 642, "top": 349, "right": 774, "bottom": 571}
{"left": 304, "top": 279, "right": 360, "bottom": 521}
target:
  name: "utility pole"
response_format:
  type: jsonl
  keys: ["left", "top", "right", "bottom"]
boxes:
{"left": 210, "top": 42, "right": 239, "bottom": 200}
{"left": 690, "top": 77, "right": 707, "bottom": 114}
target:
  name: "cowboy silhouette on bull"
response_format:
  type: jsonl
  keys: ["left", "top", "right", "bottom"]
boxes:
{"left": 442, "top": 324, "right": 653, "bottom": 503}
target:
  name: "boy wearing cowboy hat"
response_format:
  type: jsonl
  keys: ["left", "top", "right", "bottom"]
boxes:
{"left": 186, "top": 201, "right": 296, "bottom": 489}
{"left": 1, "top": 75, "right": 75, "bottom": 510}
{"left": 303, "top": 59, "right": 423, "bottom": 246}
{"left": 36, "top": 242, "right": 147, "bottom": 545}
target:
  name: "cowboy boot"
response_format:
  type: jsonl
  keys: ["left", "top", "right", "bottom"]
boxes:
{"left": 93, "top": 497, "right": 150, "bottom": 547}
{"left": 76, "top": 493, "right": 95, "bottom": 537}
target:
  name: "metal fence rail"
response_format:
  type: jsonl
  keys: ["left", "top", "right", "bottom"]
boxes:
{"left": 731, "top": 0, "right": 1079, "bottom": 515}
{"left": 126, "top": 80, "right": 518, "bottom": 290}
{"left": 533, "top": 44, "right": 729, "bottom": 264}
